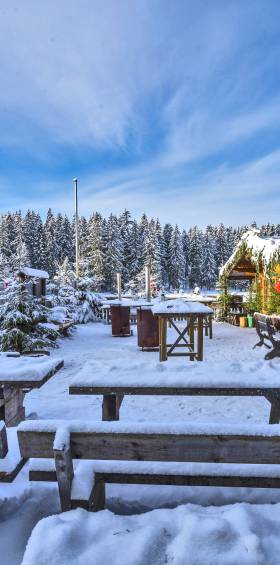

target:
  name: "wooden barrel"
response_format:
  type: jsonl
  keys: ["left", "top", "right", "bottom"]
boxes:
{"left": 137, "top": 308, "right": 159, "bottom": 349}
{"left": 111, "top": 305, "right": 131, "bottom": 337}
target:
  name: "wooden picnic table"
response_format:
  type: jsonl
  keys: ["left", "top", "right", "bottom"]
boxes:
{"left": 152, "top": 300, "right": 213, "bottom": 362}
{"left": 69, "top": 377, "right": 280, "bottom": 424}
{"left": 0, "top": 355, "right": 64, "bottom": 426}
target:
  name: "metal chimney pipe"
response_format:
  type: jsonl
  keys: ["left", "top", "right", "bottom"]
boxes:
{"left": 145, "top": 265, "right": 151, "bottom": 302}
{"left": 116, "top": 273, "right": 122, "bottom": 300}
{"left": 73, "top": 178, "right": 79, "bottom": 280}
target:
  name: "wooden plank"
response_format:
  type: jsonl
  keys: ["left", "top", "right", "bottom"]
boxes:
{"left": 0, "top": 424, "right": 8, "bottom": 458}
{"left": 29, "top": 469, "right": 57, "bottom": 481}
{"left": 70, "top": 385, "right": 280, "bottom": 397}
{"left": 90, "top": 478, "right": 106, "bottom": 512}
{"left": 94, "top": 471, "right": 280, "bottom": 489}
{"left": 54, "top": 438, "right": 74, "bottom": 512}
{"left": 18, "top": 429, "right": 280, "bottom": 465}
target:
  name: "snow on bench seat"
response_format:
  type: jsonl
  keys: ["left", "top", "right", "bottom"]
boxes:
{"left": 29, "top": 457, "right": 280, "bottom": 480}
{"left": 17, "top": 419, "right": 280, "bottom": 437}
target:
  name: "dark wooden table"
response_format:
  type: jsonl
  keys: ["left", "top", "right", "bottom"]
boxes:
{"left": 69, "top": 380, "right": 280, "bottom": 423}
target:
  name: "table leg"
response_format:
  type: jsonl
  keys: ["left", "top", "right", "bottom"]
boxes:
{"left": 189, "top": 317, "right": 195, "bottom": 361}
{"left": 209, "top": 315, "right": 213, "bottom": 339}
{"left": 269, "top": 400, "right": 280, "bottom": 424}
{"left": 159, "top": 317, "right": 167, "bottom": 361}
{"left": 102, "top": 394, "right": 120, "bottom": 421}
{"left": 197, "top": 316, "right": 204, "bottom": 361}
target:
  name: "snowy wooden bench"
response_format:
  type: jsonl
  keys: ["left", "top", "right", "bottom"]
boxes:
{"left": 254, "top": 313, "right": 280, "bottom": 360}
{"left": 18, "top": 420, "right": 280, "bottom": 512}
{"left": 69, "top": 377, "right": 280, "bottom": 424}
{"left": 0, "top": 355, "right": 64, "bottom": 426}
{"left": 0, "top": 420, "right": 26, "bottom": 482}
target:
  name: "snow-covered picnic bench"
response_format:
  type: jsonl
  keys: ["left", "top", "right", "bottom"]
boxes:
{"left": 18, "top": 420, "right": 280, "bottom": 512}
{"left": 0, "top": 354, "right": 64, "bottom": 426}
{"left": 0, "top": 355, "right": 64, "bottom": 482}
{"left": 69, "top": 374, "right": 280, "bottom": 423}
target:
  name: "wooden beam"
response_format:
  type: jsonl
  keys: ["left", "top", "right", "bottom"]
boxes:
{"left": 18, "top": 429, "right": 280, "bottom": 465}
{"left": 54, "top": 434, "right": 74, "bottom": 512}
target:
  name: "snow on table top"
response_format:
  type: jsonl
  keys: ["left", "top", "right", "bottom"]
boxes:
{"left": 18, "top": 418, "right": 280, "bottom": 438}
{"left": 152, "top": 299, "right": 213, "bottom": 315}
{"left": 0, "top": 355, "right": 64, "bottom": 384}
{"left": 69, "top": 357, "right": 280, "bottom": 389}
{"left": 103, "top": 300, "right": 152, "bottom": 308}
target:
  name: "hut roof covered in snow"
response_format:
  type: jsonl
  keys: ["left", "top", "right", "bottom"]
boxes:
{"left": 18, "top": 267, "right": 49, "bottom": 279}
{"left": 220, "top": 230, "right": 280, "bottom": 279}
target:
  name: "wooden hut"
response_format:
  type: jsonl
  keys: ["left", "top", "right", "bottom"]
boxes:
{"left": 219, "top": 229, "right": 280, "bottom": 315}
{"left": 17, "top": 267, "right": 49, "bottom": 298}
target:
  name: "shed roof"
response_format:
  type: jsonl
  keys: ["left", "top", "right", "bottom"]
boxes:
{"left": 220, "top": 230, "right": 280, "bottom": 279}
{"left": 18, "top": 267, "right": 49, "bottom": 279}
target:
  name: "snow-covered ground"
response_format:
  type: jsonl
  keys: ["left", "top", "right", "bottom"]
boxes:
{"left": 1, "top": 321, "right": 280, "bottom": 564}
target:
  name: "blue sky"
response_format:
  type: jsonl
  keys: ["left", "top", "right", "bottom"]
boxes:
{"left": 1, "top": 0, "right": 280, "bottom": 227}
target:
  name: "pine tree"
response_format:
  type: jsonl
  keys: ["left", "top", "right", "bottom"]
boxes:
{"left": 0, "top": 280, "right": 58, "bottom": 352}
{"left": 202, "top": 227, "right": 217, "bottom": 289}
{"left": 87, "top": 213, "right": 106, "bottom": 289}
{"left": 188, "top": 226, "right": 203, "bottom": 288}
{"left": 169, "top": 225, "right": 185, "bottom": 290}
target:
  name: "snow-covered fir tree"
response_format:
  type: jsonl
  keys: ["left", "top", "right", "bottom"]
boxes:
{"left": 0, "top": 279, "right": 58, "bottom": 352}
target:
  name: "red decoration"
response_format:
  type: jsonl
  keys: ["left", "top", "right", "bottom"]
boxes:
{"left": 275, "top": 280, "right": 280, "bottom": 293}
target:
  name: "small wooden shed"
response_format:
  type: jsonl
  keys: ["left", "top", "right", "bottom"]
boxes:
{"left": 219, "top": 230, "right": 280, "bottom": 314}
{"left": 17, "top": 267, "right": 49, "bottom": 298}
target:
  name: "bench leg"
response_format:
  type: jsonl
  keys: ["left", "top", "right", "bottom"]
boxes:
{"left": 102, "top": 394, "right": 121, "bottom": 421}
{"left": 0, "top": 424, "right": 8, "bottom": 458}
{"left": 269, "top": 401, "right": 280, "bottom": 424}
{"left": 54, "top": 443, "right": 74, "bottom": 512}
{"left": 90, "top": 478, "right": 105, "bottom": 512}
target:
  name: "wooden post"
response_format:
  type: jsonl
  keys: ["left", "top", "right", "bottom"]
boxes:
{"left": 102, "top": 394, "right": 120, "bottom": 421}
{"left": 197, "top": 315, "right": 204, "bottom": 361}
{"left": 268, "top": 399, "right": 280, "bottom": 424}
{"left": 189, "top": 316, "right": 195, "bottom": 360}
{"left": 0, "top": 423, "right": 8, "bottom": 458}
{"left": 116, "top": 273, "right": 122, "bottom": 300}
{"left": 91, "top": 478, "right": 106, "bottom": 512}
{"left": 209, "top": 315, "right": 213, "bottom": 339}
{"left": 159, "top": 317, "right": 167, "bottom": 361}
{"left": 54, "top": 433, "right": 74, "bottom": 512}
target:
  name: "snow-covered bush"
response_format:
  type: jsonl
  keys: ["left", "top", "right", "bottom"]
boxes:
{"left": 0, "top": 279, "right": 59, "bottom": 353}
{"left": 73, "top": 277, "right": 103, "bottom": 324}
